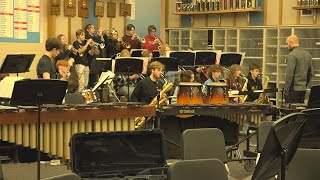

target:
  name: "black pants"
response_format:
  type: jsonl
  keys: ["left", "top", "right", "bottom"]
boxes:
{"left": 286, "top": 91, "right": 306, "bottom": 104}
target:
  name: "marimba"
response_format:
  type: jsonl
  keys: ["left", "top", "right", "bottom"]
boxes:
{"left": 0, "top": 103, "right": 156, "bottom": 161}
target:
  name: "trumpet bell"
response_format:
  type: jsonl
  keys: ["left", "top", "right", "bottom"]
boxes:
{"left": 141, "top": 38, "right": 146, "bottom": 44}
{"left": 99, "top": 43, "right": 105, "bottom": 49}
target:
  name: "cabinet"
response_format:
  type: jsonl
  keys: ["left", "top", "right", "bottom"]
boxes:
{"left": 166, "top": 29, "right": 191, "bottom": 51}
{"left": 165, "top": 26, "right": 320, "bottom": 106}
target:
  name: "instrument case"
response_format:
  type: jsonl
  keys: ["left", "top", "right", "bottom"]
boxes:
{"left": 70, "top": 129, "right": 167, "bottom": 180}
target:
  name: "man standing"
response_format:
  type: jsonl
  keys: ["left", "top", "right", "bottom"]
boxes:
{"left": 143, "top": 25, "right": 163, "bottom": 51}
{"left": 285, "top": 35, "right": 313, "bottom": 103}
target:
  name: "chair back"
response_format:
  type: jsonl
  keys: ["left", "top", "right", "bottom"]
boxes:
{"left": 182, "top": 128, "right": 228, "bottom": 162}
{"left": 167, "top": 159, "right": 228, "bottom": 180}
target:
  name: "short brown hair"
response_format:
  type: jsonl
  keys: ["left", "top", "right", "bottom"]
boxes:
{"left": 148, "top": 25, "right": 156, "bottom": 32}
{"left": 249, "top": 63, "right": 260, "bottom": 71}
{"left": 207, "top": 64, "right": 223, "bottom": 80}
{"left": 76, "top": 29, "right": 85, "bottom": 37}
{"left": 148, "top": 61, "right": 164, "bottom": 74}
{"left": 56, "top": 34, "right": 65, "bottom": 41}
{"left": 142, "top": 50, "right": 153, "bottom": 58}
{"left": 45, "top": 38, "right": 62, "bottom": 51}
{"left": 127, "top": 24, "right": 135, "bottom": 31}
{"left": 180, "top": 70, "right": 194, "bottom": 82}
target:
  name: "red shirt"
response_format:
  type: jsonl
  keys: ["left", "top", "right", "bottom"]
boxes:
{"left": 142, "top": 35, "right": 163, "bottom": 51}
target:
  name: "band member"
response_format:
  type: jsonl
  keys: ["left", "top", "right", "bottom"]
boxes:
{"left": 246, "top": 64, "right": 263, "bottom": 102}
{"left": 73, "top": 29, "right": 93, "bottom": 92}
{"left": 103, "top": 29, "right": 122, "bottom": 58}
{"left": 159, "top": 44, "right": 171, "bottom": 57}
{"left": 226, "top": 64, "right": 245, "bottom": 91}
{"left": 56, "top": 34, "right": 75, "bottom": 63}
{"left": 37, "top": 38, "right": 62, "bottom": 79}
{"left": 226, "top": 64, "right": 246, "bottom": 102}
{"left": 85, "top": 24, "right": 102, "bottom": 88}
{"left": 122, "top": 24, "right": 142, "bottom": 50}
{"left": 203, "top": 64, "right": 224, "bottom": 94}
{"left": 55, "top": 60, "right": 70, "bottom": 80}
{"left": 143, "top": 25, "right": 163, "bottom": 51}
{"left": 130, "top": 61, "right": 165, "bottom": 103}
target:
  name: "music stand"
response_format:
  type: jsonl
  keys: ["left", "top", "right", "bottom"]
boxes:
{"left": 169, "top": 51, "right": 195, "bottom": 66}
{"left": 307, "top": 85, "right": 320, "bottom": 108}
{"left": 10, "top": 79, "right": 67, "bottom": 180}
{"left": 151, "top": 57, "right": 179, "bottom": 72}
{"left": 218, "top": 53, "right": 244, "bottom": 68}
{"left": 90, "top": 58, "right": 112, "bottom": 75}
{"left": 131, "top": 49, "right": 145, "bottom": 57}
{"left": 194, "top": 51, "right": 217, "bottom": 66}
{"left": 152, "top": 50, "right": 160, "bottom": 58}
{"left": 252, "top": 112, "right": 309, "bottom": 180}
{"left": 0, "top": 54, "right": 35, "bottom": 76}
{"left": 114, "top": 58, "right": 143, "bottom": 101}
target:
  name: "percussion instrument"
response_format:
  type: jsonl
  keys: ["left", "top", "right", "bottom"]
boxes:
{"left": 82, "top": 89, "right": 96, "bottom": 103}
{"left": 205, "top": 82, "right": 229, "bottom": 104}
{"left": 0, "top": 104, "right": 156, "bottom": 161}
{"left": 177, "top": 82, "right": 203, "bottom": 105}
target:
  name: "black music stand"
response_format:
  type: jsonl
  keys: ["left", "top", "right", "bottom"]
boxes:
{"left": 131, "top": 49, "right": 144, "bottom": 57}
{"left": 0, "top": 54, "right": 35, "bottom": 76}
{"left": 151, "top": 57, "right": 179, "bottom": 72}
{"left": 194, "top": 51, "right": 217, "bottom": 66}
{"left": 307, "top": 85, "right": 320, "bottom": 108}
{"left": 114, "top": 58, "right": 143, "bottom": 101}
{"left": 152, "top": 50, "right": 160, "bottom": 58}
{"left": 219, "top": 53, "right": 243, "bottom": 68}
{"left": 252, "top": 112, "right": 309, "bottom": 180}
{"left": 169, "top": 51, "right": 195, "bottom": 66}
{"left": 90, "top": 58, "right": 112, "bottom": 75}
{"left": 10, "top": 79, "right": 67, "bottom": 180}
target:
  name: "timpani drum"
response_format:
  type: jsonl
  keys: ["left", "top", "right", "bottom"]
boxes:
{"left": 82, "top": 89, "right": 97, "bottom": 103}
{"left": 205, "top": 82, "right": 229, "bottom": 104}
{"left": 177, "top": 82, "right": 203, "bottom": 105}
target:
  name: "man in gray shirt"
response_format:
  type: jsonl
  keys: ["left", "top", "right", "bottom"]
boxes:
{"left": 284, "top": 35, "right": 313, "bottom": 103}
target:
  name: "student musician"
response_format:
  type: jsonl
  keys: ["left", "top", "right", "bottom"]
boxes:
{"left": 226, "top": 64, "right": 246, "bottom": 102}
{"left": 130, "top": 61, "right": 165, "bottom": 104}
{"left": 203, "top": 64, "right": 225, "bottom": 95}
{"left": 56, "top": 34, "right": 75, "bottom": 64}
{"left": 73, "top": 29, "right": 93, "bottom": 92}
{"left": 142, "top": 25, "right": 163, "bottom": 51}
{"left": 55, "top": 60, "right": 70, "bottom": 80}
{"left": 122, "top": 24, "right": 142, "bottom": 50}
{"left": 103, "top": 29, "right": 122, "bottom": 58}
{"left": 37, "top": 38, "right": 62, "bottom": 79}
{"left": 246, "top": 64, "right": 263, "bottom": 102}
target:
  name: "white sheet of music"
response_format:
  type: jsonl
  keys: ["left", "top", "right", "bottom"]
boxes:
{"left": 0, "top": 76, "right": 24, "bottom": 98}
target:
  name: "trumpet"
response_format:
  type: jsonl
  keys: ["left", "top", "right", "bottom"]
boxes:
{"left": 155, "top": 36, "right": 162, "bottom": 50}
{"left": 133, "top": 34, "right": 146, "bottom": 44}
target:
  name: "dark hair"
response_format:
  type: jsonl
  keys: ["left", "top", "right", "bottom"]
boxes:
{"left": 84, "top": 24, "right": 94, "bottom": 32}
{"left": 207, "top": 64, "right": 223, "bottom": 81}
{"left": 127, "top": 24, "right": 135, "bottom": 31}
{"left": 45, "top": 38, "right": 62, "bottom": 51}
{"left": 148, "top": 25, "right": 156, "bottom": 32}
{"left": 76, "top": 29, "right": 85, "bottom": 37}
{"left": 249, "top": 63, "right": 260, "bottom": 71}
{"left": 180, "top": 70, "right": 194, "bottom": 82}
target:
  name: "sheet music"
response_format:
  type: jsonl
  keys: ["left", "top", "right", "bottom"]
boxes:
{"left": 0, "top": 76, "right": 24, "bottom": 98}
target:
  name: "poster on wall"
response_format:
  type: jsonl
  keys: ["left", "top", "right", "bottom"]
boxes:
{"left": 125, "top": 0, "right": 135, "bottom": 20}
{"left": 0, "top": 0, "right": 41, "bottom": 43}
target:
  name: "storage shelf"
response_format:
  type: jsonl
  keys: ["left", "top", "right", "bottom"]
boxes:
{"left": 173, "top": 9, "right": 262, "bottom": 15}
{"left": 292, "top": 6, "right": 320, "bottom": 10}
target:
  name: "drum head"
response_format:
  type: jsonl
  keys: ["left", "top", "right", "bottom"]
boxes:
{"left": 178, "top": 82, "right": 202, "bottom": 86}
{"left": 207, "top": 82, "right": 228, "bottom": 87}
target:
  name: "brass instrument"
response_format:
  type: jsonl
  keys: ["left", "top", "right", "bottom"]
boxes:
{"left": 240, "top": 75, "right": 249, "bottom": 103}
{"left": 155, "top": 36, "right": 162, "bottom": 50}
{"left": 134, "top": 74, "right": 174, "bottom": 129}
{"left": 134, "top": 34, "right": 146, "bottom": 44}
{"left": 254, "top": 76, "right": 269, "bottom": 104}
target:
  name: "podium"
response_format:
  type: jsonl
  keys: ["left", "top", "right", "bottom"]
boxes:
{"left": 10, "top": 79, "right": 67, "bottom": 180}
{"left": 0, "top": 54, "right": 35, "bottom": 76}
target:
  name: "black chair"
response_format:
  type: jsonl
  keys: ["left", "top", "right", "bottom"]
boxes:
{"left": 168, "top": 159, "right": 228, "bottom": 180}
{"left": 41, "top": 173, "right": 81, "bottom": 180}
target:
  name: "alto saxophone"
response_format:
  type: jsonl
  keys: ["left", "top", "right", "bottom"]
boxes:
{"left": 254, "top": 76, "right": 269, "bottom": 104}
{"left": 240, "top": 76, "right": 248, "bottom": 103}
{"left": 134, "top": 74, "right": 174, "bottom": 129}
